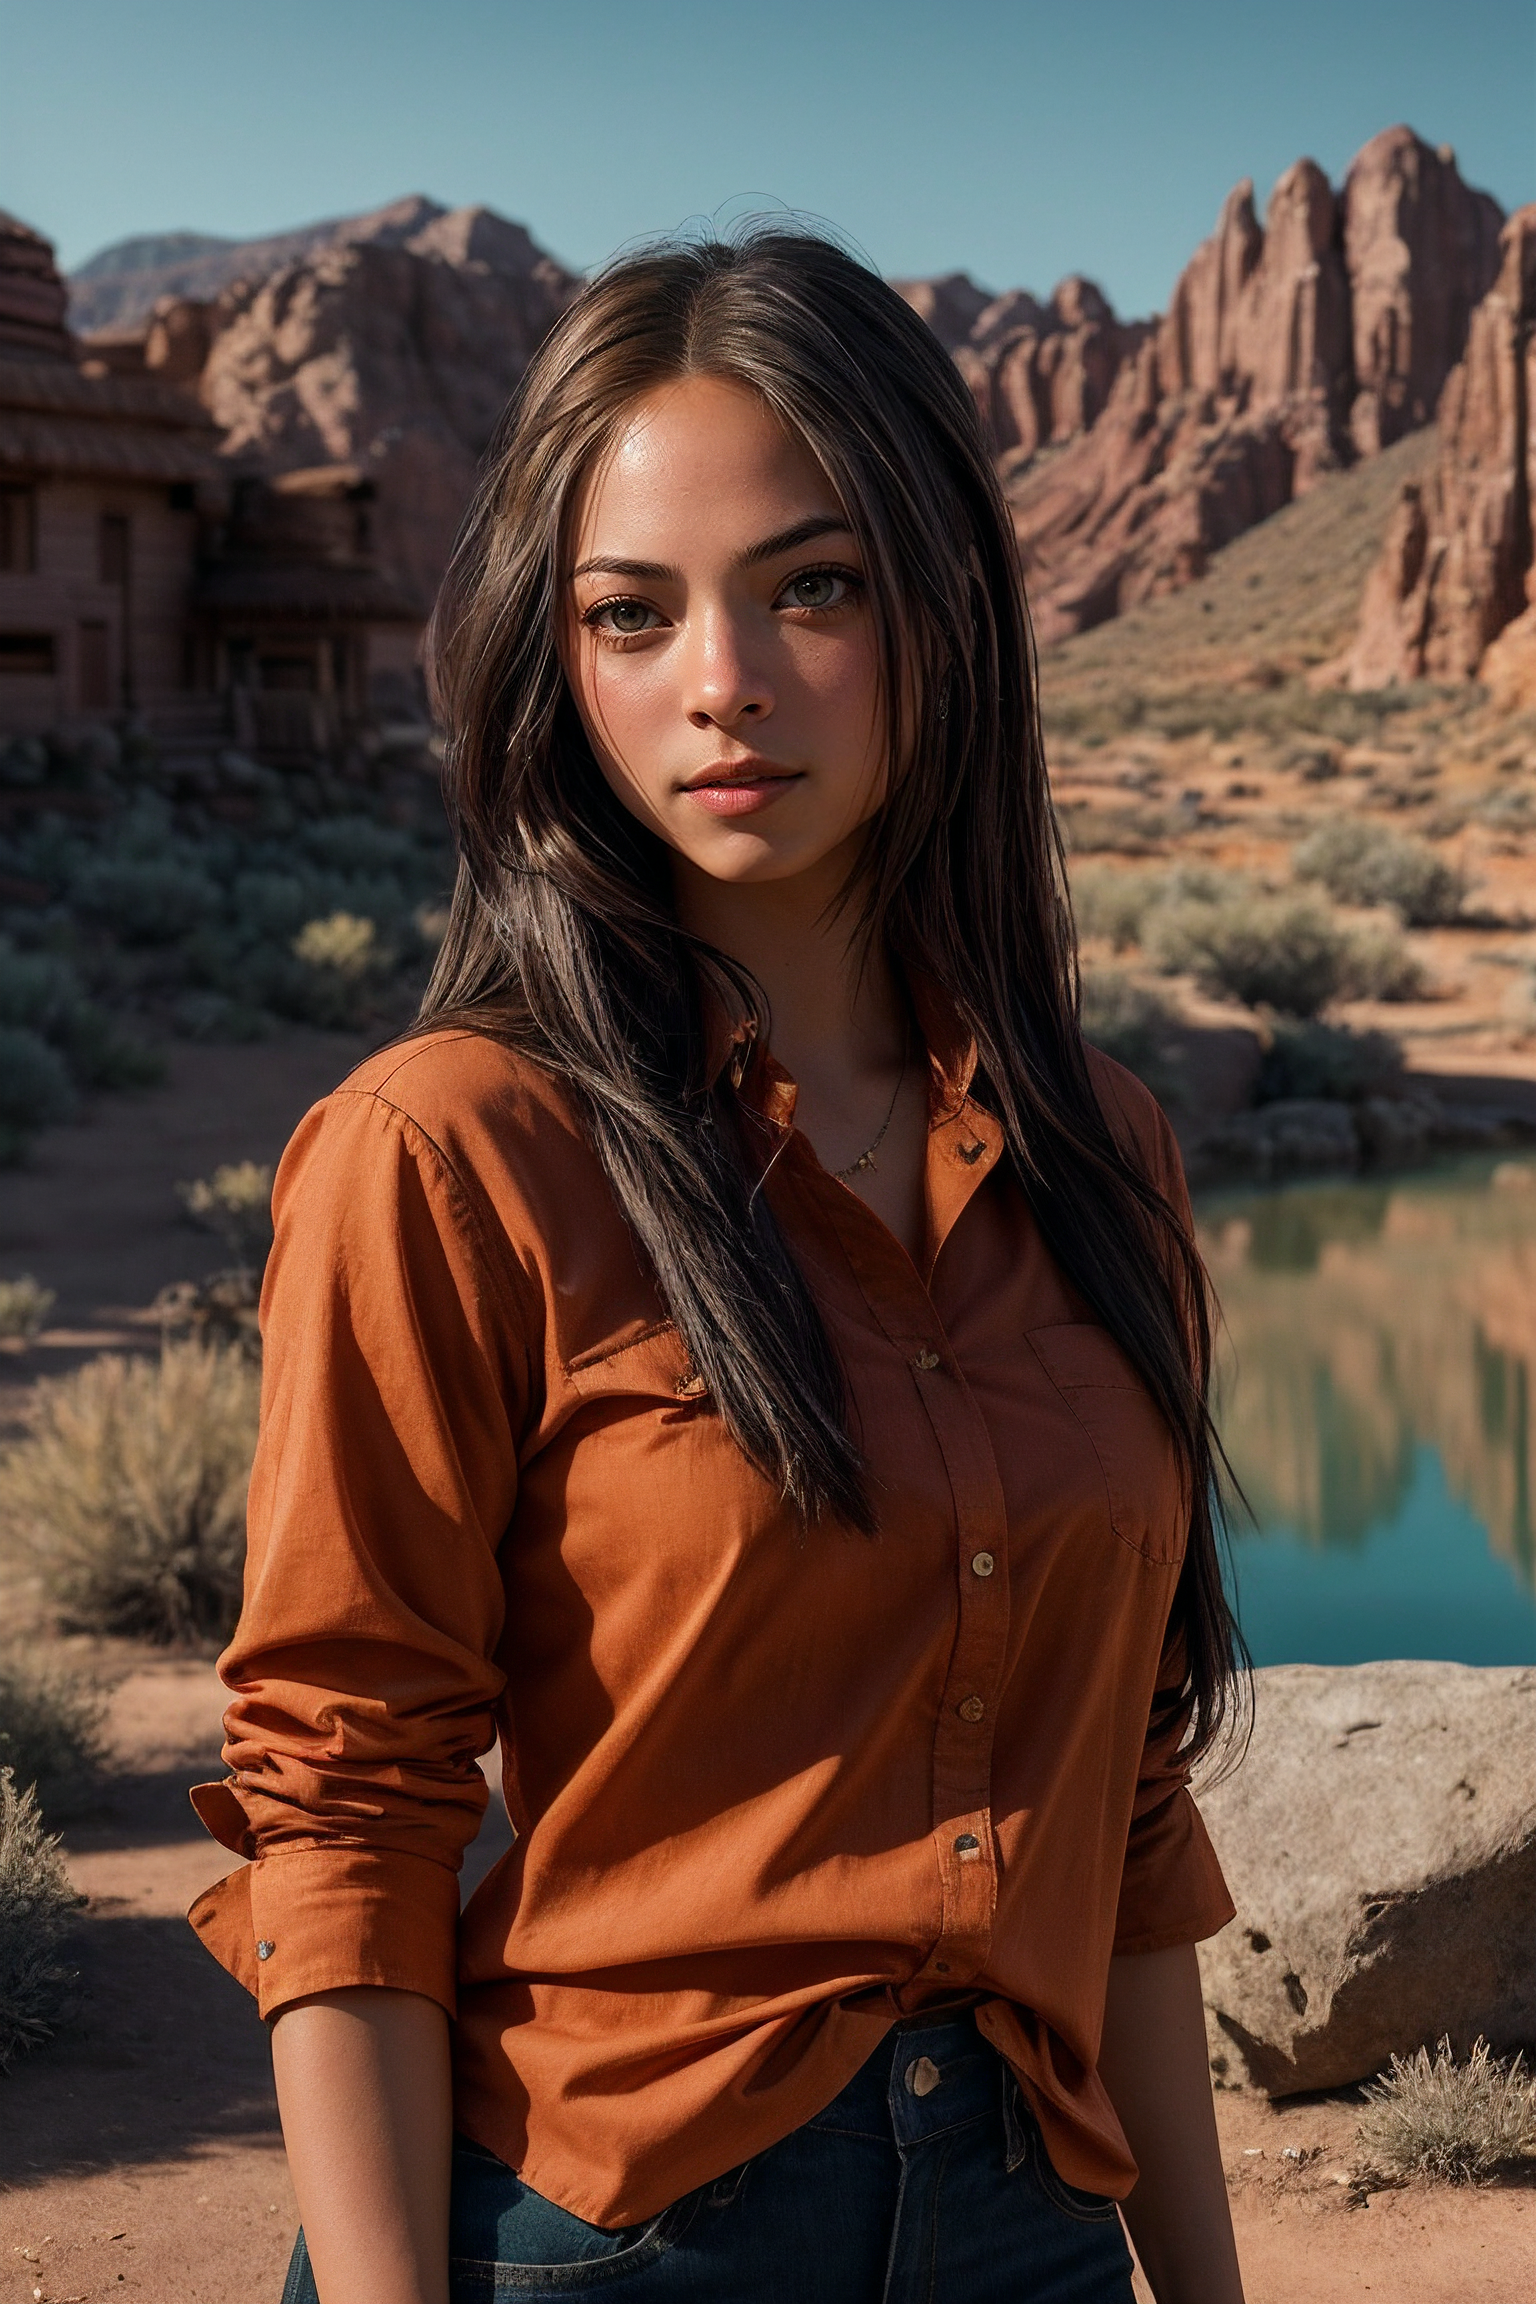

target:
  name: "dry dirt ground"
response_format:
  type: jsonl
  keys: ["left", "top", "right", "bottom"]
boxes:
{"left": 1, "top": 1659, "right": 1531, "bottom": 2304}
{"left": 2, "top": 971, "right": 1534, "bottom": 2301}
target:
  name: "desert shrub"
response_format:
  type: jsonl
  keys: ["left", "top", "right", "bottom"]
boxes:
{"left": 0, "top": 1771, "right": 79, "bottom": 2068}
{"left": 0, "top": 1026, "right": 76, "bottom": 1159}
{"left": 0, "top": 1340, "right": 260, "bottom": 1644}
{"left": 1293, "top": 819, "right": 1467, "bottom": 925}
{"left": 1146, "top": 892, "right": 1352, "bottom": 1018}
{"left": 178, "top": 1160, "right": 274, "bottom": 1273}
{"left": 275, "top": 911, "right": 390, "bottom": 1028}
{"left": 0, "top": 1275, "right": 55, "bottom": 1344}
{"left": 293, "top": 910, "right": 382, "bottom": 976}
{"left": 0, "top": 940, "right": 162, "bottom": 1091}
{"left": 0, "top": 942, "right": 79, "bottom": 1038}
{"left": 1256, "top": 1022, "right": 1403, "bottom": 1105}
{"left": 69, "top": 856, "right": 222, "bottom": 944}
{"left": 1358, "top": 2037, "right": 1536, "bottom": 2185}
{"left": 296, "top": 816, "right": 423, "bottom": 875}
{"left": 52, "top": 1002, "right": 165, "bottom": 1089}
{"left": 0, "top": 1653, "right": 104, "bottom": 1821}
{"left": 1072, "top": 866, "right": 1167, "bottom": 951}
{"left": 1080, "top": 968, "right": 1184, "bottom": 1102}
{"left": 1343, "top": 921, "right": 1428, "bottom": 1002}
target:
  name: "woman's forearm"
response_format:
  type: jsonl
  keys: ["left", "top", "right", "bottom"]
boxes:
{"left": 270, "top": 1986, "right": 453, "bottom": 2304}
{"left": 1098, "top": 1943, "right": 1245, "bottom": 2304}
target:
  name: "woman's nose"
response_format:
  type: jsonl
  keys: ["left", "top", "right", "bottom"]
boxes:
{"left": 682, "top": 607, "right": 773, "bottom": 731}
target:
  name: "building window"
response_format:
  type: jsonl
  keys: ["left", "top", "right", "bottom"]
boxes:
{"left": 0, "top": 485, "right": 38, "bottom": 574}
{"left": 99, "top": 513, "right": 131, "bottom": 586}
{"left": 78, "top": 621, "right": 111, "bottom": 710}
{"left": 0, "top": 631, "right": 57, "bottom": 676}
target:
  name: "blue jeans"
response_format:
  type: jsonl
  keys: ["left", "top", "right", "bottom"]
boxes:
{"left": 281, "top": 2012, "right": 1135, "bottom": 2302}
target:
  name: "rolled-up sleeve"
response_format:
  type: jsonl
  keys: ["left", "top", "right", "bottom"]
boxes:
{"left": 188, "top": 1084, "right": 528, "bottom": 2020}
{"left": 1112, "top": 1637, "right": 1235, "bottom": 1956}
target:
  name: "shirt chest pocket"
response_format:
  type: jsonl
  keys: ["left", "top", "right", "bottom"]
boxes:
{"left": 1026, "top": 1323, "right": 1188, "bottom": 1567}
{"left": 562, "top": 1320, "right": 709, "bottom": 1426}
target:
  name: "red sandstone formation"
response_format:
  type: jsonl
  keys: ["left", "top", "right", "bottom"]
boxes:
{"left": 155, "top": 206, "right": 575, "bottom": 605}
{"left": 68, "top": 126, "right": 1511, "bottom": 662}
{"left": 1344, "top": 127, "right": 1505, "bottom": 455}
{"left": 1348, "top": 205, "right": 1536, "bottom": 691}
{"left": 904, "top": 126, "right": 1506, "bottom": 646}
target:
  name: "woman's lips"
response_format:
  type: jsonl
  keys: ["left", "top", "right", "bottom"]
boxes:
{"left": 682, "top": 772, "right": 802, "bottom": 818}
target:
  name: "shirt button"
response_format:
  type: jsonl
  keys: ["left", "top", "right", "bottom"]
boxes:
{"left": 953, "top": 1831, "right": 981, "bottom": 1854}
{"left": 957, "top": 1695, "right": 986, "bottom": 1723}
{"left": 970, "top": 1550, "right": 995, "bottom": 1578}
{"left": 912, "top": 1349, "right": 941, "bottom": 1372}
{"left": 256, "top": 1939, "right": 275, "bottom": 1960}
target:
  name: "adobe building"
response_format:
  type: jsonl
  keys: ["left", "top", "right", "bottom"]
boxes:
{"left": 199, "top": 463, "right": 424, "bottom": 758}
{"left": 0, "top": 212, "right": 425, "bottom": 760}
{"left": 0, "top": 210, "right": 220, "bottom": 739}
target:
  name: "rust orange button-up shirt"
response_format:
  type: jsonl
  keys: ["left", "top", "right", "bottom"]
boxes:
{"left": 189, "top": 999, "right": 1233, "bottom": 2228}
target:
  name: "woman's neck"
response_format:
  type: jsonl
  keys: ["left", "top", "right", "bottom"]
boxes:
{"left": 673, "top": 850, "right": 906, "bottom": 1100}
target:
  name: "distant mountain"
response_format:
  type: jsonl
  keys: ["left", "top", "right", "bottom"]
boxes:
{"left": 58, "top": 129, "right": 1530, "bottom": 688}
{"left": 68, "top": 197, "right": 449, "bottom": 331}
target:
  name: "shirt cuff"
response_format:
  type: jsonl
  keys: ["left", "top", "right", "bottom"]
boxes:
{"left": 1112, "top": 1787, "right": 1236, "bottom": 1956}
{"left": 187, "top": 1836, "right": 462, "bottom": 2020}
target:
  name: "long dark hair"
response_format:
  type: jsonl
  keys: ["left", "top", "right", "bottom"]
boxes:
{"left": 421, "top": 225, "right": 1244, "bottom": 1763}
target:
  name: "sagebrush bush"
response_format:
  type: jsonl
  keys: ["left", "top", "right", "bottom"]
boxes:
{"left": 0, "top": 1274, "right": 55, "bottom": 1344}
{"left": 0, "top": 939, "right": 162, "bottom": 1093}
{"left": 69, "top": 856, "right": 222, "bottom": 944}
{"left": 0, "top": 1652, "right": 104, "bottom": 1821}
{"left": 1080, "top": 968, "right": 1184, "bottom": 1102}
{"left": 1146, "top": 892, "right": 1352, "bottom": 1018}
{"left": 1344, "top": 922, "right": 1428, "bottom": 1002}
{"left": 292, "top": 910, "right": 383, "bottom": 977}
{"left": 1293, "top": 819, "right": 1467, "bottom": 925}
{"left": 0, "top": 941, "right": 79, "bottom": 1038}
{"left": 178, "top": 1161, "right": 274, "bottom": 1273}
{"left": 1256, "top": 1021, "right": 1404, "bottom": 1105}
{"left": 0, "top": 1025, "right": 76, "bottom": 1159}
{"left": 1358, "top": 2037, "right": 1536, "bottom": 2185}
{"left": 1072, "top": 865, "right": 1166, "bottom": 951}
{"left": 0, "top": 1341, "right": 260, "bottom": 1644}
{"left": 0, "top": 1770, "right": 79, "bottom": 2069}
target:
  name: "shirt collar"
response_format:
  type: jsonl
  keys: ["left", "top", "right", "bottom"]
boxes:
{"left": 700, "top": 962, "right": 981, "bottom": 1129}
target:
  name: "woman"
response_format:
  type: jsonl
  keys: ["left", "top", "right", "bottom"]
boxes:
{"left": 190, "top": 227, "right": 1247, "bottom": 2304}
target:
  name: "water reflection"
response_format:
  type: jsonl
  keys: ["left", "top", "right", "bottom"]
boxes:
{"left": 1198, "top": 1157, "right": 1536, "bottom": 1664}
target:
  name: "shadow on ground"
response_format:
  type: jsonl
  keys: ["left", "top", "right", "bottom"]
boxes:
{"left": 0, "top": 1912, "right": 279, "bottom": 2184}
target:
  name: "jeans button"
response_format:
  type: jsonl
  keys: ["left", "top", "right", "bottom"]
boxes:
{"left": 907, "top": 2055, "right": 942, "bottom": 2097}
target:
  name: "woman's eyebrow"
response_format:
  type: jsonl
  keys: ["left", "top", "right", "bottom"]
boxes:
{"left": 569, "top": 515, "right": 855, "bottom": 585}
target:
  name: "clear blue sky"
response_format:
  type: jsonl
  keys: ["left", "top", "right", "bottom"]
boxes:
{"left": 3, "top": 0, "right": 1531, "bottom": 317}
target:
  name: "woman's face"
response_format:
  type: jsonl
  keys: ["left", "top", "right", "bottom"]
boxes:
{"left": 564, "top": 373, "right": 887, "bottom": 888}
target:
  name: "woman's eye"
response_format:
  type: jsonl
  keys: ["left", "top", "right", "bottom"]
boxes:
{"left": 587, "top": 598, "right": 660, "bottom": 636}
{"left": 779, "top": 569, "right": 856, "bottom": 612}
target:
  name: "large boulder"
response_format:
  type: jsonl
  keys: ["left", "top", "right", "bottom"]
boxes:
{"left": 1197, "top": 1662, "right": 1536, "bottom": 2095}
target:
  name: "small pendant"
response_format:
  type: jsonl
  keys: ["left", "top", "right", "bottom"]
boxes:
{"left": 856, "top": 1151, "right": 877, "bottom": 1171}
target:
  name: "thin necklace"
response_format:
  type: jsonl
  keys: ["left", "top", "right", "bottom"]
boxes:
{"left": 832, "top": 1032, "right": 910, "bottom": 1181}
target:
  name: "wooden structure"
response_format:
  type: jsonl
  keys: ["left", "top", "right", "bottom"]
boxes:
{"left": 0, "top": 211, "right": 220, "bottom": 738}
{"left": 0, "top": 212, "right": 426, "bottom": 760}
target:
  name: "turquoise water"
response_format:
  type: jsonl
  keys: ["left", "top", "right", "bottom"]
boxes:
{"left": 1197, "top": 1158, "right": 1536, "bottom": 1667}
{"left": 1225, "top": 1444, "right": 1536, "bottom": 1666}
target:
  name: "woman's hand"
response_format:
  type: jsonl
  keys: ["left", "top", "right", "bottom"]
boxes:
{"left": 270, "top": 1986, "right": 453, "bottom": 2304}
{"left": 1098, "top": 1942, "right": 1246, "bottom": 2304}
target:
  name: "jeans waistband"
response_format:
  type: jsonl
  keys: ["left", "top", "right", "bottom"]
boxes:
{"left": 808, "top": 2013, "right": 1004, "bottom": 2153}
